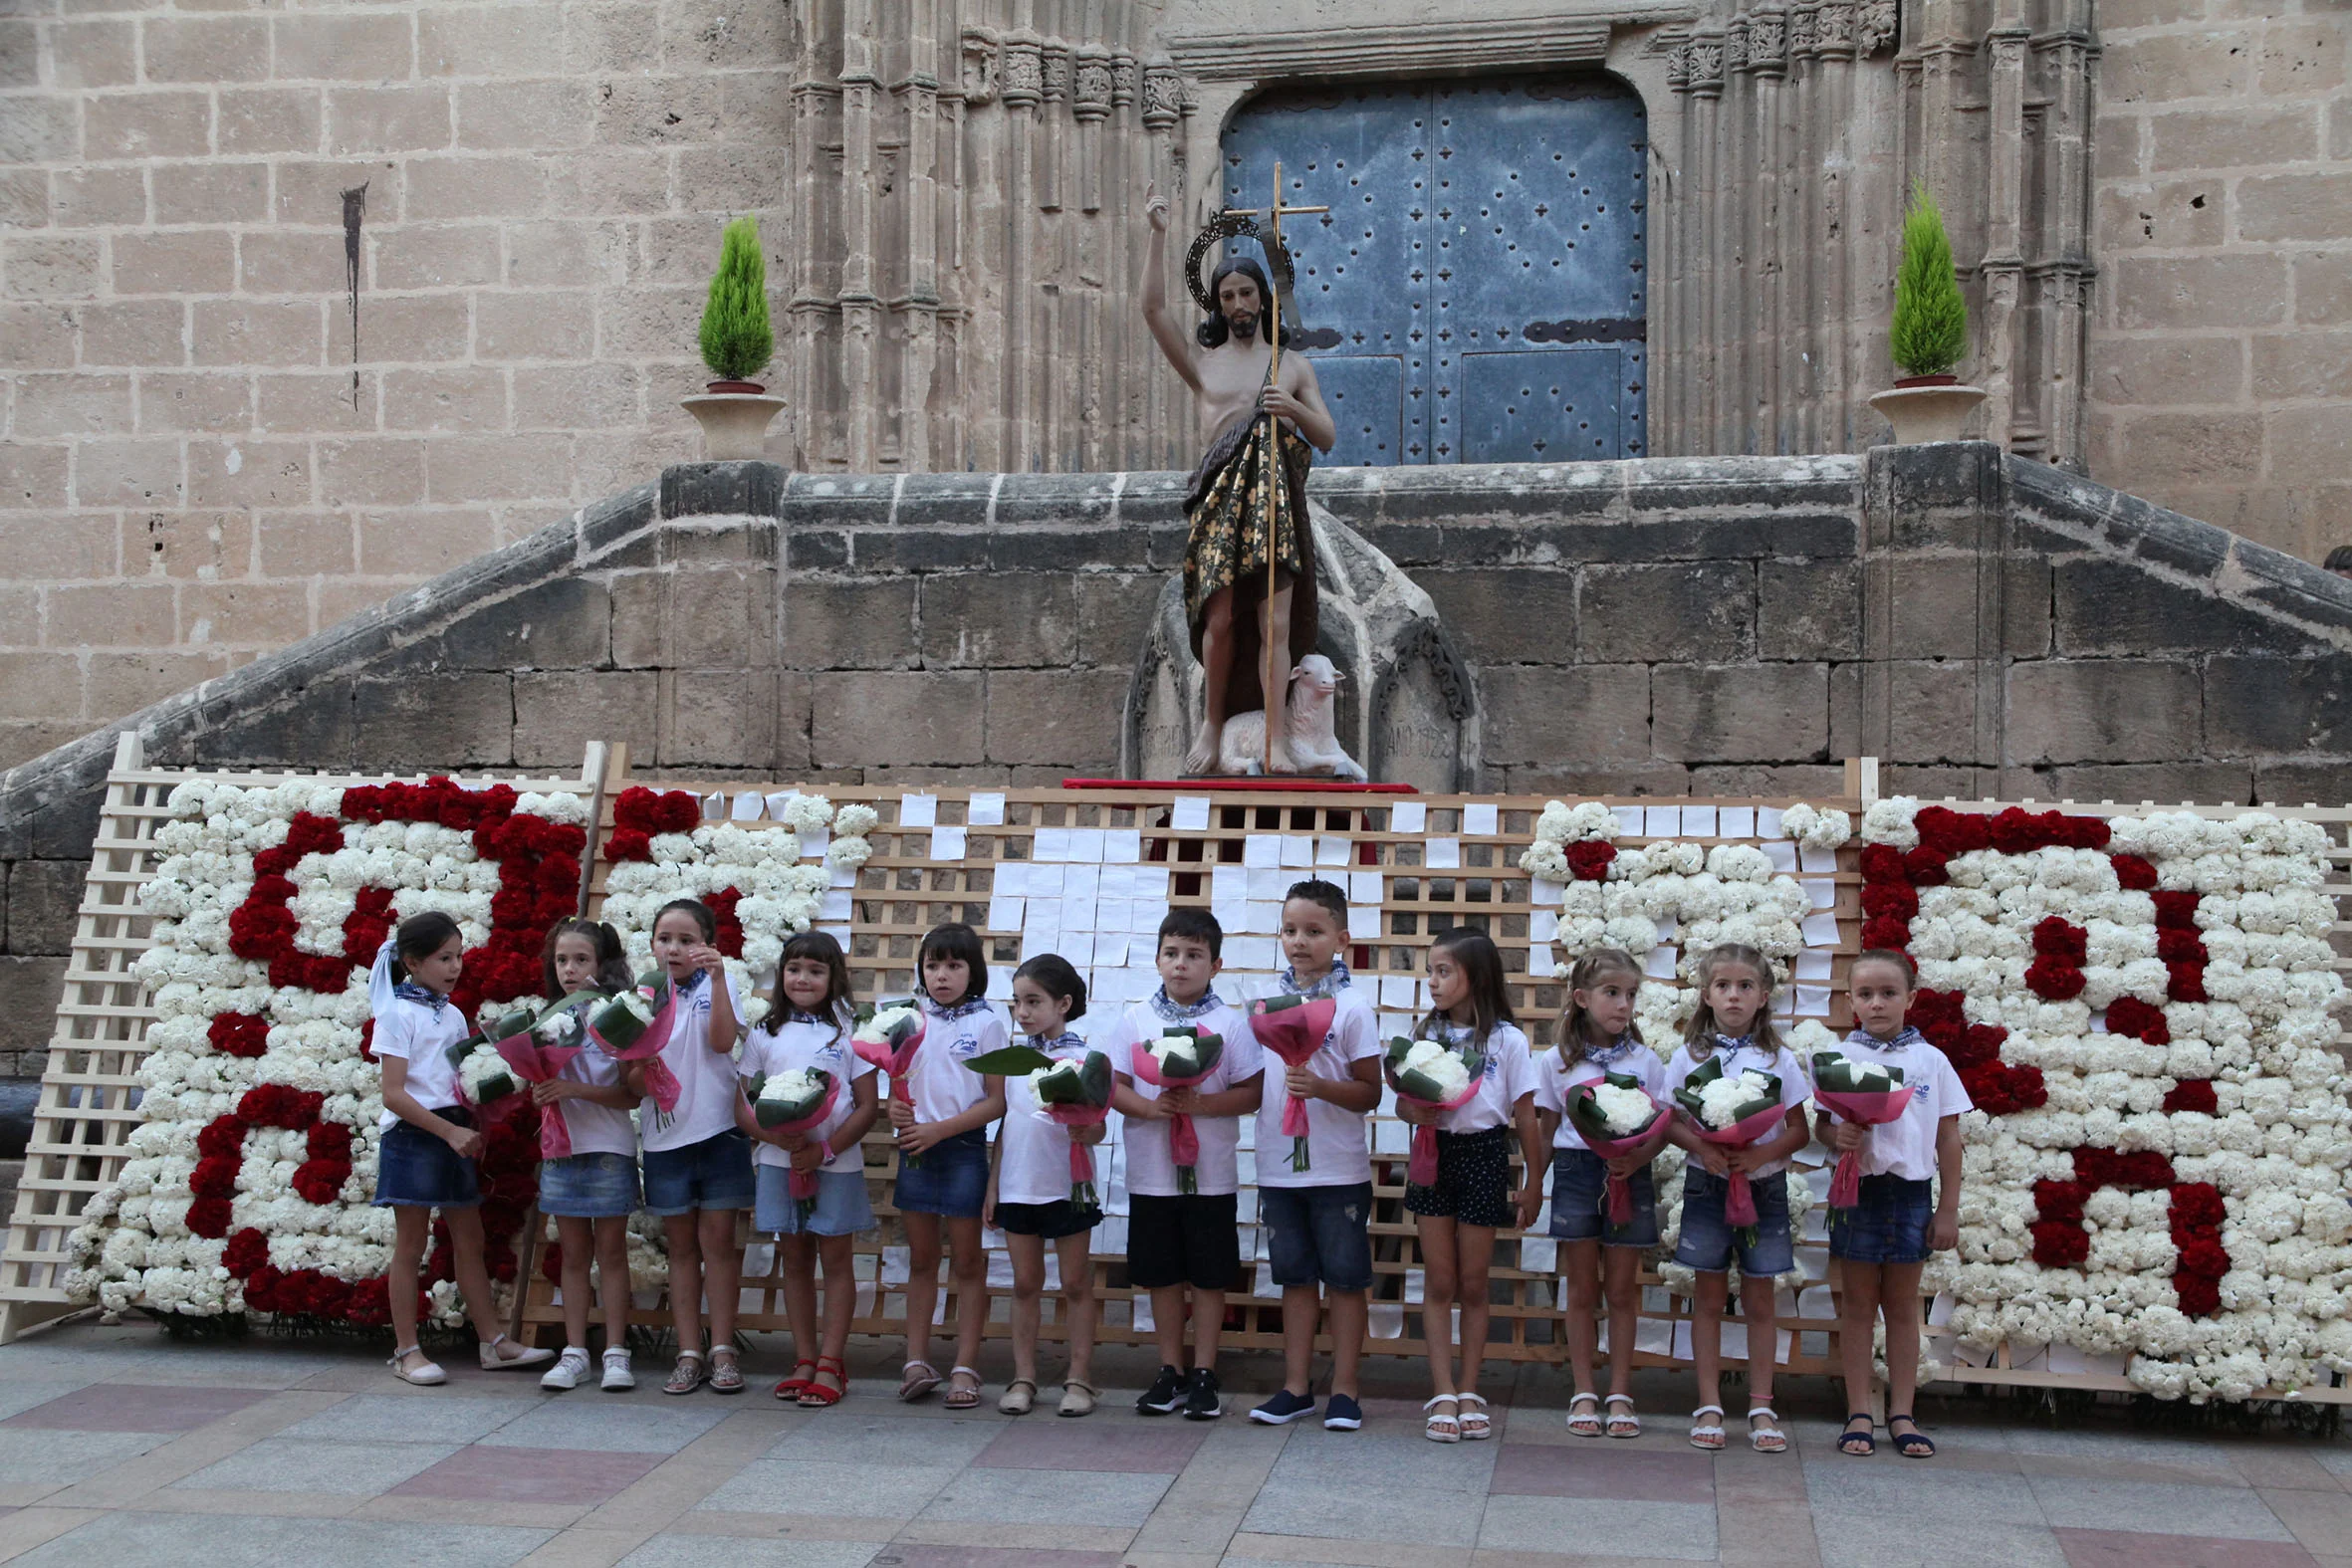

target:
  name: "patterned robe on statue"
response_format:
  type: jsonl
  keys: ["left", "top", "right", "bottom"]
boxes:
{"left": 1181, "top": 409, "right": 1319, "bottom": 721}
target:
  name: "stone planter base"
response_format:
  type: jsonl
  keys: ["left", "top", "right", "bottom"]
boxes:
{"left": 682, "top": 393, "right": 786, "bottom": 461}
{"left": 1868, "top": 383, "right": 1990, "bottom": 445}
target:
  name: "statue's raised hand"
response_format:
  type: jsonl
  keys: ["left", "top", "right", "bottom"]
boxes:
{"left": 1144, "top": 182, "right": 1171, "bottom": 233}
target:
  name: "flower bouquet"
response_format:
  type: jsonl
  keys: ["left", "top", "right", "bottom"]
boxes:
{"left": 1384, "top": 1035, "right": 1489, "bottom": 1188}
{"left": 1563, "top": 1070, "right": 1672, "bottom": 1230}
{"left": 745, "top": 1066, "right": 839, "bottom": 1221}
{"left": 588, "top": 972, "right": 682, "bottom": 1116}
{"left": 1127, "top": 1025, "right": 1225, "bottom": 1194}
{"left": 967, "top": 1040, "right": 1116, "bottom": 1207}
{"left": 1249, "top": 994, "right": 1339, "bottom": 1172}
{"left": 486, "top": 995, "right": 599, "bottom": 1159}
{"left": 448, "top": 1031, "right": 527, "bottom": 1108}
{"left": 853, "top": 1002, "right": 929, "bottom": 1166}
{"left": 1673, "top": 1058, "right": 1788, "bottom": 1232}
{"left": 1809, "top": 1050, "right": 1913, "bottom": 1209}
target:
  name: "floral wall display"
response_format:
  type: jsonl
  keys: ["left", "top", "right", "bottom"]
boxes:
{"left": 66, "top": 778, "right": 593, "bottom": 1325}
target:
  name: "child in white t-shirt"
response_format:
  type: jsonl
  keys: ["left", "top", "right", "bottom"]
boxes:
{"left": 1663, "top": 943, "right": 1813, "bottom": 1456}
{"left": 1817, "top": 949, "right": 1969, "bottom": 1461}
{"left": 1529, "top": 947, "right": 1672, "bottom": 1440}
{"left": 986, "top": 954, "right": 1105, "bottom": 1418}
{"left": 736, "top": 930, "right": 878, "bottom": 1410}
{"left": 1244, "top": 879, "right": 1383, "bottom": 1434}
{"left": 1100, "top": 909, "right": 1265, "bottom": 1422}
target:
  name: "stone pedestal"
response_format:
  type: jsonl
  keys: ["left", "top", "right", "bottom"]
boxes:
{"left": 1868, "top": 384, "right": 1991, "bottom": 446}
{"left": 1121, "top": 505, "right": 1481, "bottom": 790}
{"left": 682, "top": 394, "right": 787, "bottom": 461}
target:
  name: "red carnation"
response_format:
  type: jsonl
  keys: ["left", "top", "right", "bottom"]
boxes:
{"left": 197, "top": 1117, "right": 247, "bottom": 1160}
{"left": 658, "top": 791, "right": 701, "bottom": 833}
{"left": 2151, "top": 890, "right": 2200, "bottom": 929}
{"left": 1948, "top": 1022, "right": 2008, "bottom": 1068}
{"left": 540, "top": 1242, "right": 564, "bottom": 1284}
{"left": 1862, "top": 882, "right": 1919, "bottom": 921}
{"left": 1860, "top": 844, "right": 1908, "bottom": 884}
{"left": 1860, "top": 915, "right": 1914, "bottom": 952}
{"left": 206, "top": 1013, "right": 271, "bottom": 1058}
{"left": 2025, "top": 955, "right": 2086, "bottom": 1000}
{"left": 604, "top": 828, "right": 652, "bottom": 863}
{"left": 2032, "top": 1179, "right": 2087, "bottom": 1223}
{"left": 2029, "top": 1222, "right": 2090, "bottom": 1267}
{"left": 2167, "top": 962, "right": 2208, "bottom": 1003}
{"left": 1901, "top": 846, "right": 1951, "bottom": 886}
{"left": 2170, "top": 1182, "right": 2226, "bottom": 1232}
{"left": 1990, "top": 806, "right": 2048, "bottom": 855}
{"left": 2161, "top": 1079, "right": 2218, "bottom": 1115}
{"left": 2157, "top": 928, "right": 2208, "bottom": 964}
{"left": 2032, "top": 917, "right": 2089, "bottom": 960}
{"left": 223, "top": 1228, "right": 270, "bottom": 1277}
{"left": 2103, "top": 997, "right": 2172, "bottom": 1045}
{"left": 2175, "top": 1274, "right": 2221, "bottom": 1316}
{"left": 2176, "top": 1237, "right": 2231, "bottom": 1279}
{"left": 1564, "top": 839, "right": 1617, "bottom": 882}
{"left": 187, "top": 1197, "right": 232, "bottom": 1238}
{"left": 307, "top": 1121, "right": 353, "bottom": 1162}
{"left": 1916, "top": 805, "right": 1992, "bottom": 857}
{"left": 190, "top": 1155, "right": 240, "bottom": 1199}
{"left": 2111, "top": 854, "right": 2159, "bottom": 891}
{"left": 292, "top": 1160, "right": 349, "bottom": 1205}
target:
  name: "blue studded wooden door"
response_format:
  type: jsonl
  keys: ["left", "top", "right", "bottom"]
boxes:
{"left": 1222, "top": 76, "right": 1647, "bottom": 466}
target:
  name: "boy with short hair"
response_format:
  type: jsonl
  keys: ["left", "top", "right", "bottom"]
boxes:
{"left": 1097, "top": 907, "right": 1266, "bottom": 1420}
{"left": 1246, "top": 878, "right": 1384, "bottom": 1432}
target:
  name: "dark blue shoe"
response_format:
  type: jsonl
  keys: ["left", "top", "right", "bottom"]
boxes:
{"left": 1322, "top": 1393, "right": 1363, "bottom": 1431}
{"left": 1250, "top": 1387, "right": 1317, "bottom": 1426}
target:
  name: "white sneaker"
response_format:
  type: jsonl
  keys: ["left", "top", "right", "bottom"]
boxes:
{"left": 601, "top": 1349, "right": 635, "bottom": 1392}
{"left": 541, "top": 1346, "right": 590, "bottom": 1392}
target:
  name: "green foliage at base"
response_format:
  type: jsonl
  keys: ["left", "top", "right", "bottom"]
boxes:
{"left": 699, "top": 215, "right": 774, "bottom": 383}
{"left": 1890, "top": 180, "right": 1968, "bottom": 378}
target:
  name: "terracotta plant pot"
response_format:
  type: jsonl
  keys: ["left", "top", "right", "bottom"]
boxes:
{"left": 681, "top": 392, "right": 787, "bottom": 460}
{"left": 706, "top": 379, "right": 766, "bottom": 394}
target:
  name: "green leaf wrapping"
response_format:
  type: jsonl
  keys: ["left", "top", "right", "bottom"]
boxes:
{"left": 1809, "top": 1051, "right": 1907, "bottom": 1094}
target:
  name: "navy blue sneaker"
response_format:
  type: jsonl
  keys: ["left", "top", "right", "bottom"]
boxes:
{"left": 1250, "top": 1387, "right": 1317, "bottom": 1426}
{"left": 1322, "top": 1392, "right": 1363, "bottom": 1431}
{"left": 1136, "top": 1364, "right": 1187, "bottom": 1415}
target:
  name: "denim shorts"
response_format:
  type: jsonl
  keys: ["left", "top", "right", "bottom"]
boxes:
{"left": 1550, "top": 1147, "right": 1660, "bottom": 1247}
{"left": 1673, "top": 1167, "right": 1795, "bottom": 1276}
{"left": 537, "top": 1152, "right": 641, "bottom": 1219}
{"left": 993, "top": 1198, "right": 1102, "bottom": 1240}
{"left": 756, "top": 1166, "right": 875, "bottom": 1237}
{"left": 1260, "top": 1182, "right": 1374, "bottom": 1290}
{"left": 892, "top": 1128, "right": 989, "bottom": 1218}
{"left": 1829, "top": 1174, "right": 1936, "bottom": 1264}
{"left": 640, "top": 1129, "right": 756, "bottom": 1216}
{"left": 372, "top": 1108, "right": 480, "bottom": 1209}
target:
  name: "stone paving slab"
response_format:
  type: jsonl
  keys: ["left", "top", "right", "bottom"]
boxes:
{"left": 3, "top": 1319, "right": 2352, "bottom": 1568}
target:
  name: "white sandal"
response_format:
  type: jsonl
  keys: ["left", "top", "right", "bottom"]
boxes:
{"left": 388, "top": 1345, "right": 445, "bottom": 1386}
{"left": 1566, "top": 1391, "right": 1603, "bottom": 1437}
{"left": 1423, "top": 1394, "right": 1462, "bottom": 1444}
{"left": 1458, "top": 1392, "right": 1492, "bottom": 1441}
{"left": 1605, "top": 1394, "right": 1642, "bottom": 1438}
{"left": 478, "top": 1333, "right": 556, "bottom": 1372}
{"left": 1748, "top": 1405, "right": 1787, "bottom": 1454}
{"left": 1690, "top": 1404, "right": 1726, "bottom": 1450}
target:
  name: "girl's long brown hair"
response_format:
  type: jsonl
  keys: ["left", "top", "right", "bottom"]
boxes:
{"left": 1681, "top": 943, "right": 1785, "bottom": 1058}
{"left": 1557, "top": 947, "right": 1644, "bottom": 1070}
{"left": 542, "top": 917, "right": 621, "bottom": 1001}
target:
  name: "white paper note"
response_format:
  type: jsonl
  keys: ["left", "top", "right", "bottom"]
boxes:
{"left": 969, "top": 791, "right": 1007, "bottom": 826}
{"left": 1210, "top": 865, "right": 1244, "bottom": 901}
{"left": 1794, "top": 951, "right": 1832, "bottom": 983}
{"left": 765, "top": 790, "right": 799, "bottom": 819}
{"left": 1348, "top": 905, "right": 1383, "bottom": 940}
{"left": 1804, "top": 877, "right": 1836, "bottom": 910}
{"left": 828, "top": 864, "right": 856, "bottom": 889}
{"left": 1315, "top": 834, "right": 1351, "bottom": 866}
{"left": 1348, "top": 870, "right": 1383, "bottom": 904}
{"left": 986, "top": 895, "right": 1022, "bottom": 931}
{"left": 1654, "top": 916, "right": 1678, "bottom": 943}
{"left": 1681, "top": 804, "right": 1717, "bottom": 837}
{"left": 1062, "top": 864, "right": 1099, "bottom": 903}
{"left": 1528, "top": 944, "right": 1557, "bottom": 978}
{"left": 1530, "top": 876, "right": 1565, "bottom": 906}
{"left": 1800, "top": 845, "right": 1839, "bottom": 874}
{"left": 1069, "top": 827, "right": 1106, "bottom": 863}
{"left": 731, "top": 791, "right": 766, "bottom": 821}
{"left": 1643, "top": 804, "right": 1681, "bottom": 837}
{"left": 1170, "top": 796, "right": 1212, "bottom": 832}
{"left": 1247, "top": 867, "right": 1290, "bottom": 901}
{"left": 1279, "top": 834, "right": 1313, "bottom": 867}
{"left": 1243, "top": 834, "right": 1280, "bottom": 868}
{"left": 1245, "top": 901, "right": 1281, "bottom": 934}
{"left": 1104, "top": 828, "right": 1142, "bottom": 864}
{"left": 821, "top": 889, "right": 853, "bottom": 921}
{"left": 1530, "top": 909, "right": 1559, "bottom": 943}
{"left": 1796, "top": 984, "right": 1831, "bottom": 1016}
{"left": 1757, "top": 806, "right": 1785, "bottom": 838}
{"left": 1228, "top": 936, "right": 1279, "bottom": 970}
{"left": 1027, "top": 864, "right": 1064, "bottom": 898}
{"left": 1718, "top": 806, "right": 1756, "bottom": 838}
{"left": 1380, "top": 975, "right": 1420, "bottom": 1009}
{"left": 1801, "top": 911, "right": 1841, "bottom": 947}
{"left": 1764, "top": 840, "right": 1800, "bottom": 873}
{"left": 1463, "top": 802, "right": 1499, "bottom": 835}
{"left": 899, "top": 792, "right": 939, "bottom": 828}
{"left": 1425, "top": 836, "right": 1461, "bottom": 870}
{"left": 931, "top": 825, "right": 968, "bottom": 861}
{"left": 1213, "top": 897, "right": 1248, "bottom": 934}
{"left": 1613, "top": 805, "right": 1644, "bottom": 836}
{"left": 701, "top": 791, "right": 725, "bottom": 819}
{"left": 1035, "top": 826, "right": 1070, "bottom": 861}
{"left": 1061, "top": 932, "right": 1096, "bottom": 966}
{"left": 1646, "top": 945, "right": 1680, "bottom": 979}
{"left": 1390, "top": 800, "right": 1428, "bottom": 833}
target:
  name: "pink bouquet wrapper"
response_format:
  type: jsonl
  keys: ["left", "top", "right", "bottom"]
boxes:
{"left": 1250, "top": 996, "right": 1339, "bottom": 1172}
{"left": 1813, "top": 1087, "right": 1915, "bottom": 1209}
{"left": 1045, "top": 1101, "right": 1113, "bottom": 1207}
{"left": 1565, "top": 1086, "right": 1672, "bottom": 1226}
{"left": 754, "top": 1072, "right": 843, "bottom": 1210}
{"left": 1691, "top": 1102, "right": 1793, "bottom": 1228}
{"left": 1394, "top": 1074, "right": 1488, "bottom": 1188}
{"left": 590, "top": 988, "right": 682, "bottom": 1115}
{"left": 489, "top": 1033, "right": 586, "bottom": 1161}
{"left": 852, "top": 1011, "right": 930, "bottom": 1167}
{"left": 1126, "top": 1042, "right": 1218, "bottom": 1191}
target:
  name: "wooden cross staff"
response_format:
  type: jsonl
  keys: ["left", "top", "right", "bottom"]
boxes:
{"left": 1228, "top": 161, "right": 1325, "bottom": 773}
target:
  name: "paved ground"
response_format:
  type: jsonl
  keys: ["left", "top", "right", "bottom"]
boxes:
{"left": 2, "top": 1321, "right": 2350, "bottom": 1568}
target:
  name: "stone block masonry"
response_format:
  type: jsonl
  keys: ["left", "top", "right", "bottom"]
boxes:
{"left": 0, "top": 0, "right": 794, "bottom": 772}
{"left": 3, "top": 446, "right": 2350, "bottom": 1081}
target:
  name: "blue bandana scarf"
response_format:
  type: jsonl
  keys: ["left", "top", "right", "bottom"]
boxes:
{"left": 927, "top": 996, "right": 992, "bottom": 1021}
{"left": 1149, "top": 987, "right": 1220, "bottom": 1024}
{"left": 1584, "top": 1031, "right": 1641, "bottom": 1067}
{"left": 675, "top": 969, "right": 708, "bottom": 999}
{"left": 392, "top": 982, "right": 448, "bottom": 1016}
{"left": 1277, "top": 958, "right": 1352, "bottom": 1000}
{"left": 1846, "top": 1024, "right": 1927, "bottom": 1055}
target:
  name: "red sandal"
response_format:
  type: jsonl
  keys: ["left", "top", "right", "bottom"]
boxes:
{"left": 773, "top": 1358, "right": 818, "bottom": 1401}
{"left": 798, "top": 1356, "right": 847, "bottom": 1408}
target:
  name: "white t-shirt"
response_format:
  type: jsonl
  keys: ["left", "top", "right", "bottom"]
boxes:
{"left": 372, "top": 993, "right": 469, "bottom": 1131}
{"left": 1530, "top": 1036, "right": 1669, "bottom": 1152}
{"left": 1099, "top": 996, "right": 1266, "bottom": 1197}
{"left": 996, "top": 1032, "right": 1104, "bottom": 1208}
{"left": 1243, "top": 978, "right": 1382, "bottom": 1189}
{"left": 641, "top": 970, "right": 747, "bottom": 1154}
{"left": 1830, "top": 1029, "right": 1973, "bottom": 1182}
{"left": 555, "top": 1014, "right": 637, "bottom": 1158}
{"left": 739, "top": 1012, "right": 875, "bottom": 1175}
{"left": 1664, "top": 1036, "right": 1813, "bottom": 1179}
{"left": 1413, "top": 1019, "right": 1535, "bottom": 1135}
{"left": 906, "top": 997, "right": 1007, "bottom": 1126}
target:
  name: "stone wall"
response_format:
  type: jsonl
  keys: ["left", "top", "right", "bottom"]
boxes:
{"left": 4, "top": 443, "right": 2350, "bottom": 1081}
{"left": 2086, "top": 0, "right": 2352, "bottom": 560}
